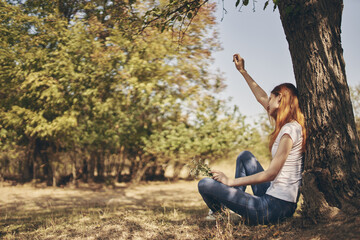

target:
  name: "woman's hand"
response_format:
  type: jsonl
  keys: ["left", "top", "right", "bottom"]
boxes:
{"left": 211, "top": 170, "right": 232, "bottom": 186}
{"left": 233, "top": 54, "right": 246, "bottom": 73}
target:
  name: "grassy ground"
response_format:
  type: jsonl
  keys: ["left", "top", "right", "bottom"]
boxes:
{"left": 1, "top": 159, "right": 359, "bottom": 239}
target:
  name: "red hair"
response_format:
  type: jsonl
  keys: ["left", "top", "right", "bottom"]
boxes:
{"left": 269, "top": 83, "right": 307, "bottom": 152}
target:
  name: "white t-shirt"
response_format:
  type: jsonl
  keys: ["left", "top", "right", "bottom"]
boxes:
{"left": 266, "top": 121, "right": 303, "bottom": 203}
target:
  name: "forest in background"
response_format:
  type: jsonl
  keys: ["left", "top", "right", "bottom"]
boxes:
{"left": 0, "top": 0, "right": 272, "bottom": 186}
{"left": 0, "top": 0, "right": 359, "bottom": 187}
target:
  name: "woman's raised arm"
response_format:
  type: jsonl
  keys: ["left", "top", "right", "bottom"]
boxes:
{"left": 233, "top": 54, "right": 269, "bottom": 111}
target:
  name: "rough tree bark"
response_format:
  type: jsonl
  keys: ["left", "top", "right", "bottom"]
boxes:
{"left": 277, "top": 0, "right": 360, "bottom": 221}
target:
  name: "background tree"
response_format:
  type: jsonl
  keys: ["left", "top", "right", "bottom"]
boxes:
{"left": 0, "top": 0, "right": 252, "bottom": 184}
{"left": 143, "top": 98, "right": 250, "bottom": 179}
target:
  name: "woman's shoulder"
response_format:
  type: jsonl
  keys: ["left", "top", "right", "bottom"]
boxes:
{"left": 283, "top": 121, "right": 302, "bottom": 130}
{"left": 279, "top": 121, "right": 302, "bottom": 141}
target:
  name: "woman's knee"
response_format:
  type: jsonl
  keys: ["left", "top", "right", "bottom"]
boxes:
{"left": 236, "top": 151, "right": 254, "bottom": 164}
{"left": 198, "top": 177, "right": 217, "bottom": 194}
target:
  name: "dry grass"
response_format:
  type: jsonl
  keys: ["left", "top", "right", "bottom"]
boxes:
{"left": 0, "top": 180, "right": 202, "bottom": 239}
{"left": 1, "top": 173, "right": 359, "bottom": 239}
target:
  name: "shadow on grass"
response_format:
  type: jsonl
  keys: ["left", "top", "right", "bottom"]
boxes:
{"left": 0, "top": 183, "right": 216, "bottom": 239}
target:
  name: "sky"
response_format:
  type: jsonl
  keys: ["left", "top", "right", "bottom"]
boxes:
{"left": 211, "top": 0, "right": 360, "bottom": 122}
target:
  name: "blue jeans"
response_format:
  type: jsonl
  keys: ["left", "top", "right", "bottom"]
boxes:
{"left": 198, "top": 151, "right": 297, "bottom": 225}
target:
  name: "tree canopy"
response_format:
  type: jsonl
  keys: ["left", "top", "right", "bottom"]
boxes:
{"left": 0, "top": 0, "right": 262, "bottom": 184}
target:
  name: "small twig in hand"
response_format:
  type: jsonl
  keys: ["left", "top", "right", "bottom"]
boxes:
{"left": 188, "top": 158, "right": 213, "bottom": 178}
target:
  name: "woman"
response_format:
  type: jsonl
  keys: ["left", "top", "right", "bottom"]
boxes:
{"left": 198, "top": 53, "right": 307, "bottom": 225}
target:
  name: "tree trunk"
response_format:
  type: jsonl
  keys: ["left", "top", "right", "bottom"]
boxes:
{"left": 23, "top": 147, "right": 33, "bottom": 182}
{"left": 131, "top": 165, "right": 149, "bottom": 183}
{"left": 278, "top": 0, "right": 360, "bottom": 221}
{"left": 22, "top": 138, "right": 35, "bottom": 182}
{"left": 96, "top": 151, "right": 105, "bottom": 181}
{"left": 82, "top": 156, "right": 88, "bottom": 182}
{"left": 72, "top": 161, "right": 77, "bottom": 186}
{"left": 130, "top": 155, "right": 153, "bottom": 183}
{"left": 89, "top": 151, "right": 96, "bottom": 181}
{"left": 172, "top": 162, "right": 185, "bottom": 181}
{"left": 117, "top": 145, "right": 126, "bottom": 177}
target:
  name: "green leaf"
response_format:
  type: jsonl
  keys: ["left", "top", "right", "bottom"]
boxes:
{"left": 273, "top": 0, "right": 279, "bottom": 11}
{"left": 235, "top": 0, "right": 241, "bottom": 7}
{"left": 243, "top": 0, "right": 249, "bottom": 6}
{"left": 263, "top": 0, "right": 269, "bottom": 10}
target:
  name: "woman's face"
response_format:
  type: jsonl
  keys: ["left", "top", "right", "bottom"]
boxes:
{"left": 267, "top": 93, "right": 281, "bottom": 118}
